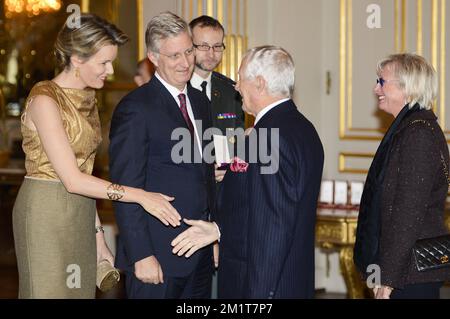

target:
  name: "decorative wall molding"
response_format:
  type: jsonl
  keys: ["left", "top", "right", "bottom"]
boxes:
{"left": 339, "top": 0, "right": 448, "bottom": 173}
{"left": 338, "top": 152, "right": 374, "bottom": 174}
{"left": 177, "top": 0, "right": 248, "bottom": 81}
{"left": 339, "top": 0, "right": 448, "bottom": 142}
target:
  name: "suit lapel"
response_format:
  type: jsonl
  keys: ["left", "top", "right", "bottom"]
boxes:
{"left": 150, "top": 78, "right": 205, "bottom": 176}
{"left": 188, "top": 85, "right": 208, "bottom": 150}
{"left": 151, "top": 77, "right": 190, "bottom": 131}
{"left": 211, "top": 76, "right": 221, "bottom": 102}
{"left": 188, "top": 85, "right": 202, "bottom": 122}
{"left": 210, "top": 77, "right": 221, "bottom": 126}
{"left": 254, "top": 99, "right": 295, "bottom": 129}
{"left": 188, "top": 85, "right": 211, "bottom": 179}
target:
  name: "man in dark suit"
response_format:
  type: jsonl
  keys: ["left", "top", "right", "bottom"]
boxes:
{"left": 189, "top": 15, "right": 245, "bottom": 137}
{"left": 109, "top": 12, "right": 215, "bottom": 299}
{"left": 189, "top": 16, "right": 247, "bottom": 273}
{"left": 171, "top": 46, "right": 324, "bottom": 299}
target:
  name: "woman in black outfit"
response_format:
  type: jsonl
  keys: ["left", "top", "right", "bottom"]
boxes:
{"left": 354, "top": 53, "right": 450, "bottom": 299}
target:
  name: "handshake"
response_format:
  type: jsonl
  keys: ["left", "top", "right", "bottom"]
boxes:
{"left": 170, "top": 219, "right": 221, "bottom": 258}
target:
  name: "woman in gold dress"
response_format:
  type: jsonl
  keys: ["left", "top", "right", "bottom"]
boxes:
{"left": 13, "top": 14, "right": 181, "bottom": 299}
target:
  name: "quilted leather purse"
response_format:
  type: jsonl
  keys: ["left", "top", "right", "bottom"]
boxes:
{"left": 410, "top": 120, "right": 450, "bottom": 272}
{"left": 413, "top": 235, "right": 450, "bottom": 272}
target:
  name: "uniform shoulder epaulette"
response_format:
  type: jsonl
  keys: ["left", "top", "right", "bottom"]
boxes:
{"left": 212, "top": 71, "right": 236, "bottom": 86}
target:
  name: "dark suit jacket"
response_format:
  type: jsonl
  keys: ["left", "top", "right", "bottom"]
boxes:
{"left": 109, "top": 76, "right": 215, "bottom": 277}
{"left": 378, "top": 109, "right": 450, "bottom": 288}
{"left": 216, "top": 100, "right": 324, "bottom": 298}
{"left": 210, "top": 71, "right": 245, "bottom": 134}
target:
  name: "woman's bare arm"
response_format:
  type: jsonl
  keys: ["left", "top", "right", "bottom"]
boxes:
{"left": 26, "top": 95, "right": 181, "bottom": 227}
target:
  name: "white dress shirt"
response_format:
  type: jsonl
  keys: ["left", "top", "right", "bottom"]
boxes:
{"left": 254, "top": 98, "right": 290, "bottom": 126}
{"left": 190, "top": 71, "right": 212, "bottom": 101}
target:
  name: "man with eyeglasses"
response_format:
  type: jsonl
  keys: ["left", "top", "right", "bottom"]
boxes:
{"left": 189, "top": 16, "right": 246, "bottom": 294}
{"left": 109, "top": 12, "right": 215, "bottom": 299}
{"left": 189, "top": 15, "right": 245, "bottom": 144}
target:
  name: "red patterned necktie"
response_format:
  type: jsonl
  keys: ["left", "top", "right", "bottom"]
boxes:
{"left": 177, "top": 93, "right": 194, "bottom": 134}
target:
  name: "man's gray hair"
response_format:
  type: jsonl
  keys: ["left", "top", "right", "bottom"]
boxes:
{"left": 145, "top": 11, "right": 190, "bottom": 53}
{"left": 242, "top": 46, "right": 295, "bottom": 98}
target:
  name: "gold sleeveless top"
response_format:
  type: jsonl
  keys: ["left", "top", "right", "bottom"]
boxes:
{"left": 21, "top": 81, "right": 102, "bottom": 180}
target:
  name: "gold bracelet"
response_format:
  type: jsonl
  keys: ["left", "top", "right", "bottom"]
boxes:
{"left": 107, "top": 183, "right": 124, "bottom": 200}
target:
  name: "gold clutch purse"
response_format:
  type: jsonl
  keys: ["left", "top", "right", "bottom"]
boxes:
{"left": 96, "top": 259, "right": 120, "bottom": 292}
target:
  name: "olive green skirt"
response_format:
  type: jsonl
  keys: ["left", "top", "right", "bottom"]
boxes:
{"left": 13, "top": 178, "right": 96, "bottom": 299}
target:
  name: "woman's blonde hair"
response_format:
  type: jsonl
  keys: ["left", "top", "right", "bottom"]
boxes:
{"left": 377, "top": 53, "right": 437, "bottom": 110}
{"left": 55, "top": 13, "right": 129, "bottom": 69}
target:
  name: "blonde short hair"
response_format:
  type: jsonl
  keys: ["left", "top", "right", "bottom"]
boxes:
{"left": 55, "top": 14, "right": 129, "bottom": 69}
{"left": 377, "top": 53, "right": 437, "bottom": 110}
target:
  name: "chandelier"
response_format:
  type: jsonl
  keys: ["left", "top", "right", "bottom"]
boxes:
{"left": 5, "top": 0, "right": 62, "bottom": 18}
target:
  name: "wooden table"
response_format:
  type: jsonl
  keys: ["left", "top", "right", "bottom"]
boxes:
{"left": 316, "top": 206, "right": 450, "bottom": 299}
{"left": 315, "top": 207, "right": 365, "bottom": 298}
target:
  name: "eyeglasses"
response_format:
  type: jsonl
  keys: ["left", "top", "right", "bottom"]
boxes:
{"left": 376, "top": 77, "right": 400, "bottom": 87}
{"left": 193, "top": 44, "right": 226, "bottom": 52}
{"left": 158, "top": 46, "right": 195, "bottom": 61}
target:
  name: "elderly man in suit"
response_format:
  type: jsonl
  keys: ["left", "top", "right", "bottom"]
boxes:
{"left": 171, "top": 46, "right": 324, "bottom": 299}
{"left": 109, "top": 12, "right": 215, "bottom": 299}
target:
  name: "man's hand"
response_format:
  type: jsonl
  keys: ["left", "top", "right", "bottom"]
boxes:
{"left": 134, "top": 256, "right": 164, "bottom": 284}
{"left": 171, "top": 219, "right": 220, "bottom": 257}
{"left": 214, "top": 164, "right": 226, "bottom": 183}
{"left": 213, "top": 242, "right": 219, "bottom": 268}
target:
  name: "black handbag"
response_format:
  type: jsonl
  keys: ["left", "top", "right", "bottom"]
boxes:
{"left": 413, "top": 235, "right": 450, "bottom": 272}
{"left": 410, "top": 120, "right": 450, "bottom": 272}
{"left": 411, "top": 120, "right": 450, "bottom": 272}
